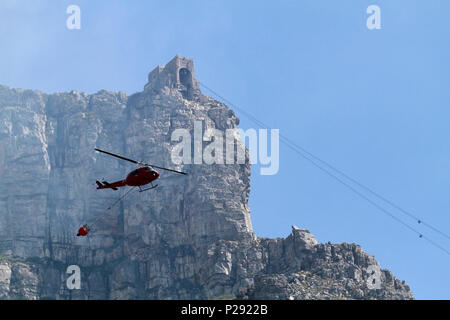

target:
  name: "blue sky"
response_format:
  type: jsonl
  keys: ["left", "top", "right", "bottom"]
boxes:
{"left": 0, "top": 0, "right": 449, "bottom": 299}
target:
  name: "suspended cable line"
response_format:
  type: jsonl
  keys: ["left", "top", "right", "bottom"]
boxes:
{"left": 91, "top": 186, "right": 137, "bottom": 227}
{"left": 198, "top": 81, "right": 450, "bottom": 255}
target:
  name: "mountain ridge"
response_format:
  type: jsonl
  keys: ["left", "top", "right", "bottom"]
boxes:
{"left": 0, "top": 56, "right": 413, "bottom": 300}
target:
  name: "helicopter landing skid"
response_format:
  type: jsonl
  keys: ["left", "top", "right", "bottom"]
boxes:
{"left": 139, "top": 184, "right": 158, "bottom": 192}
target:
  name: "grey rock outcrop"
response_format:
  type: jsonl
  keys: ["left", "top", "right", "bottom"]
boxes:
{"left": 0, "top": 55, "right": 413, "bottom": 300}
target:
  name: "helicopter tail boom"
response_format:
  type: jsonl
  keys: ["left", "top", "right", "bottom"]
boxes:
{"left": 96, "top": 180, "right": 126, "bottom": 190}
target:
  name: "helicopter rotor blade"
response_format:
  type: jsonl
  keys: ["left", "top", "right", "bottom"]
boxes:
{"left": 95, "top": 148, "right": 188, "bottom": 175}
{"left": 147, "top": 164, "right": 188, "bottom": 175}
{"left": 94, "top": 148, "right": 141, "bottom": 165}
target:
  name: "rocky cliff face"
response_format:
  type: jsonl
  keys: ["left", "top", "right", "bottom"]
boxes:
{"left": 0, "top": 56, "right": 413, "bottom": 300}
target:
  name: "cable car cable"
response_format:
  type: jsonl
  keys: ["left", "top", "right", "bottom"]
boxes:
{"left": 198, "top": 81, "right": 450, "bottom": 255}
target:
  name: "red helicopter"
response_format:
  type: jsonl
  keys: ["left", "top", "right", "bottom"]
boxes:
{"left": 76, "top": 148, "right": 187, "bottom": 237}
{"left": 94, "top": 148, "right": 187, "bottom": 192}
